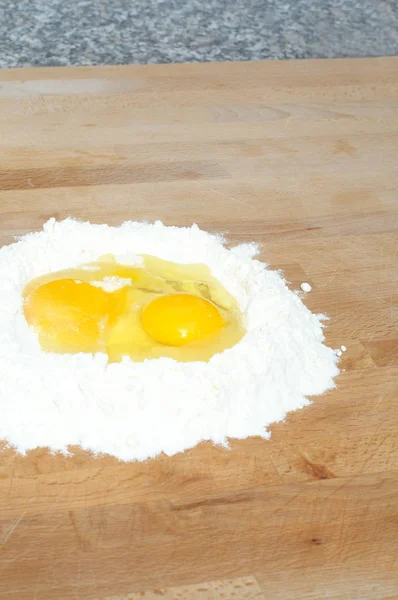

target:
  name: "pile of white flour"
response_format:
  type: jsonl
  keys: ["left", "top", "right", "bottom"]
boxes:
{"left": 0, "top": 219, "right": 339, "bottom": 461}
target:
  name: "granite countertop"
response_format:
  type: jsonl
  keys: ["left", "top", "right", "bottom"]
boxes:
{"left": 0, "top": 0, "right": 397, "bottom": 68}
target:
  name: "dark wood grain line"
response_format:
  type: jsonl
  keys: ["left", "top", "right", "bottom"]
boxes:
{"left": 0, "top": 161, "right": 229, "bottom": 191}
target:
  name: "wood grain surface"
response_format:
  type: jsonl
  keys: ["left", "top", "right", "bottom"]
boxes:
{"left": 0, "top": 58, "right": 397, "bottom": 600}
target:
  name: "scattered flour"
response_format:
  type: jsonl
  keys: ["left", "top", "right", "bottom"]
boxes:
{"left": 300, "top": 282, "right": 312, "bottom": 293}
{"left": 0, "top": 219, "right": 340, "bottom": 461}
{"left": 90, "top": 276, "right": 132, "bottom": 292}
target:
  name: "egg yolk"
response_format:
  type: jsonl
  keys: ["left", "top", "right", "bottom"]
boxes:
{"left": 23, "top": 255, "right": 245, "bottom": 362}
{"left": 24, "top": 278, "right": 126, "bottom": 353}
{"left": 141, "top": 293, "right": 224, "bottom": 346}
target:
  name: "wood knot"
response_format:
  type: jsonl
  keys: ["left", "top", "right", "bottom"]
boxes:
{"left": 311, "top": 538, "right": 322, "bottom": 545}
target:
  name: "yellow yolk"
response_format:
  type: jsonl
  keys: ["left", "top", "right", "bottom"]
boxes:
{"left": 23, "top": 255, "right": 245, "bottom": 362}
{"left": 141, "top": 293, "right": 224, "bottom": 346}
{"left": 24, "top": 278, "right": 126, "bottom": 353}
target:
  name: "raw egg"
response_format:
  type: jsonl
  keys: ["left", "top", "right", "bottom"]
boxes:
{"left": 23, "top": 255, "right": 245, "bottom": 362}
{"left": 141, "top": 293, "right": 225, "bottom": 346}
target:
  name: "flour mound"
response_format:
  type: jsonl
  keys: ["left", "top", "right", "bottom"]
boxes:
{"left": 0, "top": 219, "right": 339, "bottom": 461}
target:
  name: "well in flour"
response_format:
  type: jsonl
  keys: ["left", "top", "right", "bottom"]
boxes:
{"left": 0, "top": 218, "right": 340, "bottom": 461}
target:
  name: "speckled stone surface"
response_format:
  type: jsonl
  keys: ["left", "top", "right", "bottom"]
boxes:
{"left": 0, "top": 0, "right": 397, "bottom": 68}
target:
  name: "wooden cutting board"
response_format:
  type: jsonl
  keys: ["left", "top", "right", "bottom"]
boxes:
{"left": 0, "top": 58, "right": 397, "bottom": 600}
